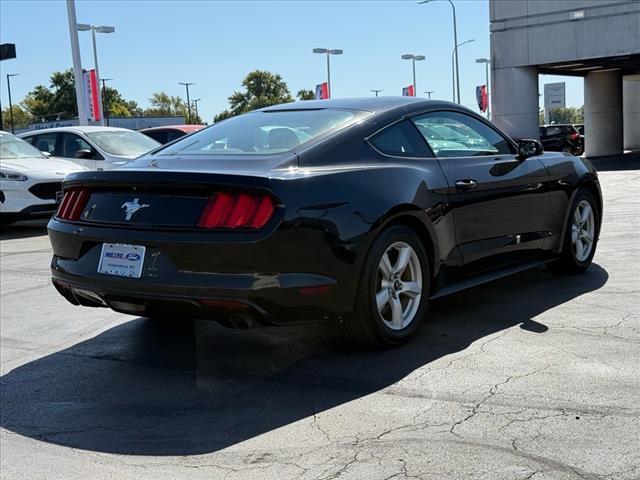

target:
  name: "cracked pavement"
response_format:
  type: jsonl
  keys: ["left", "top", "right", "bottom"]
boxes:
{"left": 1, "top": 169, "right": 639, "bottom": 479}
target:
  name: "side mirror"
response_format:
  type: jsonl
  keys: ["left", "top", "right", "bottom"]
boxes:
{"left": 74, "top": 149, "right": 94, "bottom": 159}
{"left": 518, "top": 139, "right": 544, "bottom": 159}
{"left": 41, "top": 151, "right": 51, "bottom": 158}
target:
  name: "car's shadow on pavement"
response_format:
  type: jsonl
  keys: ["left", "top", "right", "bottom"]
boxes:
{"left": 0, "top": 219, "right": 49, "bottom": 240}
{"left": 0, "top": 264, "right": 608, "bottom": 456}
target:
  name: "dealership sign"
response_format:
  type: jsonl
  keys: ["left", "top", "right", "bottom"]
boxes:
{"left": 544, "top": 82, "right": 566, "bottom": 110}
{"left": 82, "top": 69, "right": 101, "bottom": 122}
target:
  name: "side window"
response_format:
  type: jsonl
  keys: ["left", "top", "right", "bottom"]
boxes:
{"left": 33, "top": 132, "right": 58, "bottom": 154}
{"left": 412, "top": 111, "right": 513, "bottom": 158}
{"left": 546, "top": 126, "right": 561, "bottom": 136}
{"left": 369, "top": 120, "right": 432, "bottom": 157}
{"left": 59, "top": 133, "right": 93, "bottom": 158}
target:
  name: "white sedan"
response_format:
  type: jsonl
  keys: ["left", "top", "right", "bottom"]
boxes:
{"left": 19, "top": 126, "right": 160, "bottom": 171}
{"left": 0, "top": 131, "right": 88, "bottom": 225}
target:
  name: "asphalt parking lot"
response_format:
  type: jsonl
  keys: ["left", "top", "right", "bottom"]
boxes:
{"left": 1, "top": 167, "right": 638, "bottom": 480}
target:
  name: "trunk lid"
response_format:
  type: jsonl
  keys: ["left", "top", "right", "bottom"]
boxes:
{"left": 118, "top": 151, "right": 298, "bottom": 176}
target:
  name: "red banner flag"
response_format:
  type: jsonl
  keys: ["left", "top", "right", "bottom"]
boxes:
{"left": 402, "top": 85, "right": 415, "bottom": 97}
{"left": 476, "top": 85, "right": 488, "bottom": 112}
{"left": 83, "top": 69, "right": 101, "bottom": 121}
{"left": 315, "top": 82, "right": 329, "bottom": 100}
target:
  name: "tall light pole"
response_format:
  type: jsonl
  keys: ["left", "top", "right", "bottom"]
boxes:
{"left": 77, "top": 23, "right": 115, "bottom": 126}
{"left": 179, "top": 82, "right": 194, "bottom": 123}
{"left": 312, "top": 48, "right": 343, "bottom": 98}
{"left": 424, "top": 90, "right": 434, "bottom": 99}
{"left": 66, "top": 0, "right": 87, "bottom": 125}
{"left": 476, "top": 58, "right": 490, "bottom": 119}
{"left": 419, "top": 0, "right": 459, "bottom": 103}
{"left": 370, "top": 89, "right": 383, "bottom": 97}
{"left": 101, "top": 77, "right": 112, "bottom": 125}
{"left": 451, "top": 39, "right": 474, "bottom": 104}
{"left": 6, "top": 73, "right": 18, "bottom": 133}
{"left": 192, "top": 98, "right": 201, "bottom": 123}
{"left": 401, "top": 54, "right": 425, "bottom": 96}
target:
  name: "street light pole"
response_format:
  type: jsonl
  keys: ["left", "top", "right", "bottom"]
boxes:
{"left": 424, "top": 90, "right": 434, "bottom": 99}
{"left": 313, "top": 48, "right": 343, "bottom": 98}
{"left": 77, "top": 23, "right": 115, "bottom": 126}
{"left": 476, "top": 58, "right": 490, "bottom": 119}
{"left": 371, "top": 89, "right": 383, "bottom": 97}
{"left": 419, "top": 0, "right": 460, "bottom": 103}
{"left": 179, "top": 82, "right": 194, "bottom": 123}
{"left": 66, "top": 0, "right": 87, "bottom": 125}
{"left": 451, "top": 39, "right": 474, "bottom": 104}
{"left": 192, "top": 98, "right": 201, "bottom": 123}
{"left": 401, "top": 54, "right": 425, "bottom": 96}
{"left": 6, "top": 74, "right": 16, "bottom": 134}
{"left": 6, "top": 73, "right": 18, "bottom": 133}
{"left": 90, "top": 28, "right": 102, "bottom": 125}
{"left": 101, "top": 77, "right": 112, "bottom": 125}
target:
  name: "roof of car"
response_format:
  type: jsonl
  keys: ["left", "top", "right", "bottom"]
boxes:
{"left": 259, "top": 96, "right": 453, "bottom": 114}
{"left": 139, "top": 125, "right": 204, "bottom": 133}
{"left": 20, "top": 126, "right": 132, "bottom": 136}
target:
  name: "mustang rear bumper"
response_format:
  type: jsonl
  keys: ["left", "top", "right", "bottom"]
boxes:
{"left": 48, "top": 218, "right": 357, "bottom": 325}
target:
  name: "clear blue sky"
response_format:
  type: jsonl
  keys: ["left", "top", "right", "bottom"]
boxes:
{"left": 0, "top": 0, "right": 584, "bottom": 123}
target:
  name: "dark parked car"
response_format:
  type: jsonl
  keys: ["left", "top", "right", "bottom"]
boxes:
{"left": 139, "top": 125, "right": 204, "bottom": 144}
{"left": 539, "top": 124, "right": 583, "bottom": 155}
{"left": 48, "top": 98, "right": 602, "bottom": 347}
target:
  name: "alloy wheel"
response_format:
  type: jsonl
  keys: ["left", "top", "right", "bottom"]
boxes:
{"left": 571, "top": 199, "right": 595, "bottom": 262}
{"left": 376, "top": 241, "right": 422, "bottom": 330}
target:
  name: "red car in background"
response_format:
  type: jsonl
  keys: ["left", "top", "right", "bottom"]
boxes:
{"left": 139, "top": 125, "right": 205, "bottom": 144}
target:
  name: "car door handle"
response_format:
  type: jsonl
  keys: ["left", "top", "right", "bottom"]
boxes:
{"left": 455, "top": 179, "right": 478, "bottom": 191}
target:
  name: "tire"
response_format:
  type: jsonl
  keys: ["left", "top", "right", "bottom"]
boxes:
{"left": 344, "top": 225, "right": 430, "bottom": 348}
{"left": 547, "top": 189, "right": 599, "bottom": 274}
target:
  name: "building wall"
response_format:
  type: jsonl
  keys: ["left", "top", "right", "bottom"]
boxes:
{"left": 491, "top": 0, "right": 640, "bottom": 69}
{"left": 489, "top": 0, "right": 640, "bottom": 149}
{"left": 14, "top": 116, "right": 186, "bottom": 135}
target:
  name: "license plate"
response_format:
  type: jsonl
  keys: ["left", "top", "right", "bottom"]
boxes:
{"left": 97, "top": 243, "right": 146, "bottom": 278}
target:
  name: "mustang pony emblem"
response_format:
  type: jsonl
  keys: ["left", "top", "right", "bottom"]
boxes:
{"left": 121, "top": 198, "right": 149, "bottom": 221}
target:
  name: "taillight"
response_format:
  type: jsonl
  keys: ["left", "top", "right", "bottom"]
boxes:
{"left": 570, "top": 132, "right": 580, "bottom": 141}
{"left": 56, "top": 188, "right": 90, "bottom": 221}
{"left": 197, "top": 192, "right": 275, "bottom": 229}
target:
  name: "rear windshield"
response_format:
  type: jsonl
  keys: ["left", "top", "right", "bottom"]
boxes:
{"left": 155, "top": 109, "right": 370, "bottom": 156}
{"left": 86, "top": 130, "right": 160, "bottom": 156}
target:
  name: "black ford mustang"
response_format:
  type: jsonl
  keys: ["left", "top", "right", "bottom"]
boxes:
{"left": 48, "top": 98, "right": 602, "bottom": 347}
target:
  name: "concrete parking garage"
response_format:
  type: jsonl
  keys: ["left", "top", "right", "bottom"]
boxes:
{"left": 490, "top": 0, "right": 640, "bottom": 157}
{"left": 1, "top": 165, "right": 638, "bottom": 480}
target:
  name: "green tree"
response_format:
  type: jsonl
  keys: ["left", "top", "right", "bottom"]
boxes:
{"left": 214, "top": 70, "right": 294, "bottom": 122}
{"left": 2, "top": 105, "right": 32, "bottom": 129}
{"left": 22, "top": 85, "right": 56, "bottom": 120}
{"left": 125, "top": 100, "right": 143, "bottom": 117}
{"left": 547, "top": 106, "right": 584, "bottom": 124}
{"left": 144, "top": 91, "right": 186, "bottom": 116}
{"left": 102, "top": 86, "right": 133, "bottom": 118}
{"left": 143, "top": 92, "right": 201, "bottom": 123}
{"left": 297, "top": 89, "right": 315, "bottom": 101}
{"left": 22, "top": 69, "right": 78, "bottom": 120}
{"left": 21, "top": 69, "right": 142, "bottom": 122}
